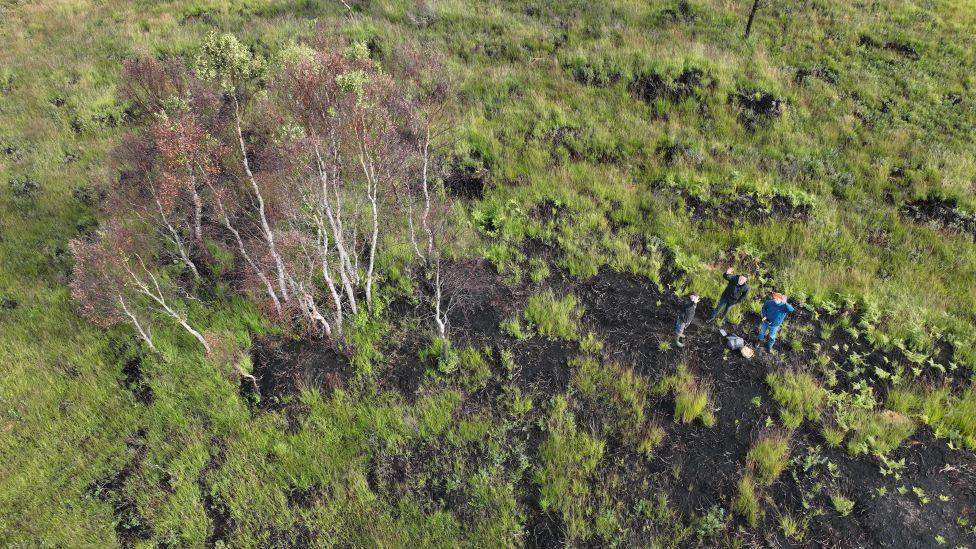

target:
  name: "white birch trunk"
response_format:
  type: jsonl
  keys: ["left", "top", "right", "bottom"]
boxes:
{"left": 233, "top": 98, "right": 290, "bottom": 303}
{"left": 119, "top": 294, "right": 156, "bottom": 352}
{"left": 125, "top": 258, "right": 211, "bottom": 354}
{"left": 149, "top": 181, "right": 200, "bottom": 281}
{"left": 211, "top": 187, "right": 283, "bottom": 316}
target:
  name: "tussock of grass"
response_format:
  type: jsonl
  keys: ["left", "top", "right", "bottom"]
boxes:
{"left": 779, "top": 513, "right": 805, "bottom": 542}
{"left": 656, "top": 364, "right": 715, "bottom": 427}
{"left": 746, "top": 430, "right": 792, "bottom": 485}
{"left": 638, "top": 421, "right": 666, "bottom": 459}
{"left": 675, "top": 385, "right": 714, "bottom": 426}
{"left": 732, "top": 473, "right": 761, "bottom": 527}
{"left": 767, "top": 370, "right": 826, "bottom": 429}
{"left": 499, "top": 314, "right": 530, "bottom": 340}
{"left": 523, "top": 290, "right": 584, "bottom": 341}
{"left": 822, "top": 425, "right": 846, "bottom": 447}
{"left": 534, "top": 396, "right": 605, "bottom": 541}
{"left": 831, "top": 493, "right": 855, "bottom": 517}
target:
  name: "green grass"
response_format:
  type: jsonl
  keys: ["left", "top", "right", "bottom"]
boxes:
{"left": 534, "top": 395, "right": 605, "bottom": 542}
{"left": 847, "top": 409, "right": 916, "bottom": 456}
{"left": 656, "top": 363, "right": 715, "bottom": 427}
{"left": 823, "top": 425, "right": 846, "bottom": 448}
{"left": 523, "top": 290, "right": 584, "bottom": 341}
{"left": 889, "top": 386, "right": 976, "bottom": 450}
{"left": 638, "top": 422, "right": 667, "bottom": 459}
{"left": 746, "top": 430, "right": 792, "bottom": 485}
{"left": 767, "top": 370, "right": 826, "bottom": 429}
{"left": 415, "top": 390, "right": 462, "bottom": 441}
{"left": 732, "top": 473, "right": 761, "bottom": 527}
{"left": 570, "top": 355, "right": 649, "bottom": 444}
{"left": 831, "top": 493, "right": 855, "bottom": 517}
{"left": 499, "top": 314, "right": 530, "bottom": 341}
{"left": 779, "top": 513, "right": 806, "bottom": 542}
{"left": 3, "top": 0, "right": 976, "bottom": 545}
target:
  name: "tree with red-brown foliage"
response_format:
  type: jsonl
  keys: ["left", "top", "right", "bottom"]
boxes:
{"left": 388, "top": 42, "right": 453, "bottom": 263}
{"left": 72, "top": 31, "right": 457, "bottom": 357}
{"left": 70, "top": 220, "right": 210, "bottom": 354}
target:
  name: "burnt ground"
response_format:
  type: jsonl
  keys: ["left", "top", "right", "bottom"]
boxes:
{"left": 655, "top": 183, "right": 812, "bottom": 225}
{"left": 244, "top": 335, "right": 348, "bottom": 427}
{"left": 902, "top": 196, "right": 976, "bottom": 240}
{"left": 247, "top": 258, "right": 976, "bottom": 548}
{"left": 730, "top": 89, "right": 786, "bottom": 130}
{"left": 86, "top": 429, "right": 153, "bottom": 548}
{"left": 197, "top": 437, "right": 235, "bottom": 548}
{"left": 630, "top": 68, "right": 713, "bottom": 106}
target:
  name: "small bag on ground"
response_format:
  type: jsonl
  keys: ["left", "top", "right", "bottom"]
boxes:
{"left": 719, "top": 329, "right": 745, "bottom": 351}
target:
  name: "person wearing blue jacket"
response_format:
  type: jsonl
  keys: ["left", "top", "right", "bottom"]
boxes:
{"left": 759, "top": 292, "right": 794, "bottom": 352}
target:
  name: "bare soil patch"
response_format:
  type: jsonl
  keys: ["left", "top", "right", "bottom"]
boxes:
{"left": 902, "top": 196, "right": 976, "bottom": 240}
{"left": 246, "top": 259, "right": 974, "bottom": 547}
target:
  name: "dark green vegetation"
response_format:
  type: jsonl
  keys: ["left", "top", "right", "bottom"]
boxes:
{"left": 2, "top": 0, "right": 976, "bottom": 547}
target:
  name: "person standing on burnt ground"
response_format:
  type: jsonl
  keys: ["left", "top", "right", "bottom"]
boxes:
{"left": 674, "top": 292, "right": 700, "bottom": 347}
{"left": 707, "top": 267, "right": 750, "bottom": 323}
{"left": 759, "top": 292, "right": 794, "bottom": 353}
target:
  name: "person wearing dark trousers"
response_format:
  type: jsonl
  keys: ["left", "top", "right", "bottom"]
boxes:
{"left": 759, "top": 292, "right": 794, "bottom": 352}
{"left": 707, "top": 267, "right": 750, "bottom": 322}
{"left": 674, "top": 293, "right": 699, "bottom": 347}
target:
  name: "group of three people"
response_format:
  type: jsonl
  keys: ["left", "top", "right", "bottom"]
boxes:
{"left": 674, "top": 267, "right": 794, "bottom": 352}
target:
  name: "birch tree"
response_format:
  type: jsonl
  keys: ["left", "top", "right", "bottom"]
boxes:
{"left": 70, "top": 221, "right": 210, "bottom": 354}
{"left": 196, "top": 33, "right": 293, "bottom": 305}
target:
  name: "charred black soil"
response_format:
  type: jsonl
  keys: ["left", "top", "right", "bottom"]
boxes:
{"left": 87, "top": 429, "right": 153, "bottom": 548}
{"left": 246, "top": 335, "right": 348, "bottom": 413}
{"left": 902, "top": 196, "right": 976, "bottom": 240}
{"left": 198, "top": 437, "right": 235, "bottom": 547}
{"left": 247, "top": 261, "right": 975, "bottom": 547}
{"left": 659, "top": 185, "right": 812, "bottom": 226}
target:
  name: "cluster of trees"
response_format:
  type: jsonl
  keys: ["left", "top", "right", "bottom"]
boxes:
{"left": 70, "top": 33, "right": 457, "bottom": 363}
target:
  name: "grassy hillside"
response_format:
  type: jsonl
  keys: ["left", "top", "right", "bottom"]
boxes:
{"left": 1, "top": 0, "right": 975, "bottom": 546}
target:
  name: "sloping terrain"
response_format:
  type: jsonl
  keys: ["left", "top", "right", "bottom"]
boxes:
{"left": 1, "top": 0, "right": 976, "bottom": 547}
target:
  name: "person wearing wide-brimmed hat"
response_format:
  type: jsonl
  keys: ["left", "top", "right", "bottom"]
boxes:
{"left": 759, "top": 292, "right": 794, "bottom": 352}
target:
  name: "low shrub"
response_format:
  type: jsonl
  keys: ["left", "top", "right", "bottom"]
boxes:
{"left": 562, "top": 54, "right": 625, "bottom": 87}
{"left": 694, "top": 505, "right": 728, "bottom": 540}
{"left": 8, "top": 175, "right": 39, "bottom": 202}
